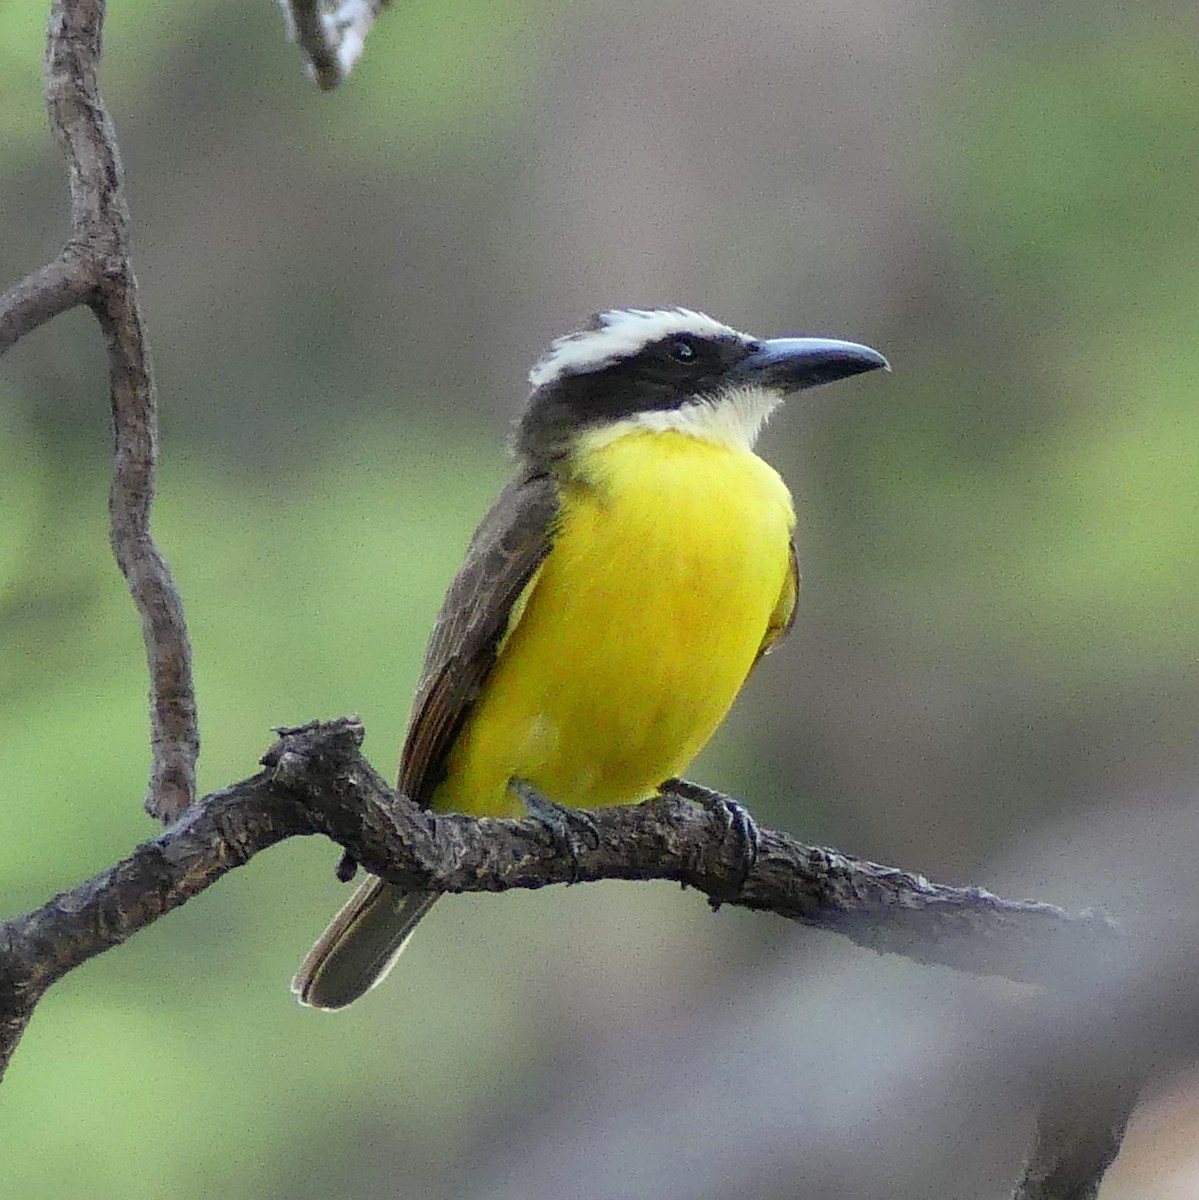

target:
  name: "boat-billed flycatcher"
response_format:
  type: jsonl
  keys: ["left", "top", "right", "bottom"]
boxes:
{"left": 293, "top": 307, "right": 888, "bottom": 1009}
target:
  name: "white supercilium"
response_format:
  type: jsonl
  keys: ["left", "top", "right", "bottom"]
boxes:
{"left": 528, "top": 308, "right": 752, "bottom": 390}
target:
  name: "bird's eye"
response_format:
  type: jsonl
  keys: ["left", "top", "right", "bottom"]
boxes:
{"left": 669, "top": 335, "right": 699, "bottom": 362}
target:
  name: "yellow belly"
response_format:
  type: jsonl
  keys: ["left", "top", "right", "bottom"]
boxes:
{"left": 430, "top": 430, "right": 796, "bottom": 816}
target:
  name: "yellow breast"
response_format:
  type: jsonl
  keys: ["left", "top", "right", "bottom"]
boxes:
{"left": 431, "top": 429, "right": 796, "bottom": 816}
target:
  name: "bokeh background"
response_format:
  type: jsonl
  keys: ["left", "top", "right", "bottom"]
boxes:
{"left": 3, "top": 0, "right": 1199, "bottom": 1196}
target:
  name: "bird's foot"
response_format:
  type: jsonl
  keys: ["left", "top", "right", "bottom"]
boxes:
{"left": 661, "top": 778, "right": 760, "bottom": 908}
{"left": 511, "top": 778, "right": 600, "bottom": 884}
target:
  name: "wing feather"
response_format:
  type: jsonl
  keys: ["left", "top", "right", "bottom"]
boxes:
{"left": 398, "top": 470, "right": 559, "bottom": 804}
{"left": 755, "top": 535, "right": 800, "bottom": 665}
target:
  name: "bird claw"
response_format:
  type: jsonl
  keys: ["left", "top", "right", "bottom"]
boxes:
{"left": 510, "top": 778, "right": 600, "bottom": 883}
{"left": 662, "top": 778, "right": 760, "bottom": 907}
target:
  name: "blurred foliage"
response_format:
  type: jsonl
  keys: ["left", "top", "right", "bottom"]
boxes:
{"left": 2, "top": 0, "right": 1199, "bottom": 1196}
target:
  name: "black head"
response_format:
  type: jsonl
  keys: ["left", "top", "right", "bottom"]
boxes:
{"left": 515, "top": 307, "right": 888, "bottom": 466}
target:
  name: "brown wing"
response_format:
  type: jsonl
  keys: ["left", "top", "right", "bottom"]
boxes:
{"left": 398, "top": 469, "right": 559, "bottom": 804}
{"left": 754, "top": 535, "right": 800, "bottom": 666}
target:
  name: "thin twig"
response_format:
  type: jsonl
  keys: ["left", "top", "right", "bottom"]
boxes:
{"left": 23, "top": 0, "right": 200, "bottom": 822}
{"left": 0, "top": 718, "right": 1122, "bottom": 1081}
{"left": 279, "top": 0, "right": 393, "bottom": 91}
{"left": 95, "top": 267, "right": 199, "bottom": 822}
{"left": 0, "top": 253, "right": 93, "bottom": 353}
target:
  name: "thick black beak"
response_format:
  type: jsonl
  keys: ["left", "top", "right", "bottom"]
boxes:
{"left": 731, "top": 336, "right": 890, "bottom": 394}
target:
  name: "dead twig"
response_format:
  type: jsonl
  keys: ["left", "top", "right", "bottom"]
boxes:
{"left": 278, "top": 0, "right": 393, "bottom": 91}
{"left": 0, "top": 0, "right": 199, "bottom": 821}
{"left": 0, "top": 717, "right": 1122, "bottom": 1084}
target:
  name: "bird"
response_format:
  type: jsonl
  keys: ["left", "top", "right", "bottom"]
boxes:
{"left": 293, "top": 306, "right": 888, "bottom": 1009}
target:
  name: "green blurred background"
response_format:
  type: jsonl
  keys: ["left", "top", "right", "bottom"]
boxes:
{"left": 3, "top": 1, "right": 1198, "bottom": 1196}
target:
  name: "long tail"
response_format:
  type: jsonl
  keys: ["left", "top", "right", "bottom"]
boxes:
{"left": 291, "top": 879, "right": 439, "bottom": 1010}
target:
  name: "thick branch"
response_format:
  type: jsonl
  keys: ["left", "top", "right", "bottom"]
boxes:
{"left": 1014, "top": 1081, "right": 1135, "bottom": 1200}
{"left": 1012, "top": 975, "right": 1152, "bottom": 1198}
{"left": 279, "top": 0, "right": 392, "bottom": 91}
{"left": 0, "top": 718, "right": 1120, "bottom": 1082}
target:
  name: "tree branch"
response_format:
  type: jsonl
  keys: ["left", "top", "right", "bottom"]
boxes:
{"left": 96, "top": 262, "right": 199, "bottom": 822}
{"left": 1014, "top": 1080, "right": 1135, "bottom": 1200}
{"left": 0, "top": 0, "right": 200, "bottom": 822}
{"left": 278, "top": 0, "right": 393, "bottom": 91}
{"left": 0, "top": 253, "right": 94, "bottom": 352}
{"left": 0, "top": 717, "right": 1121, "bottom": 1084}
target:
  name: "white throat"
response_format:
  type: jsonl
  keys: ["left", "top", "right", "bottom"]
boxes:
{"left": 581, "top": 385, "right": 783, "bottom": 453}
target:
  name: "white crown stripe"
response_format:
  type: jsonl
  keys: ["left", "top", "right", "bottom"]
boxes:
{"left": 528, "top": 307, "right": 752, "bottom": 389}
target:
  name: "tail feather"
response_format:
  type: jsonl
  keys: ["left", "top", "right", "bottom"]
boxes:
{"left": 292, "top": 879, "right": 439, "bottom": 1010}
